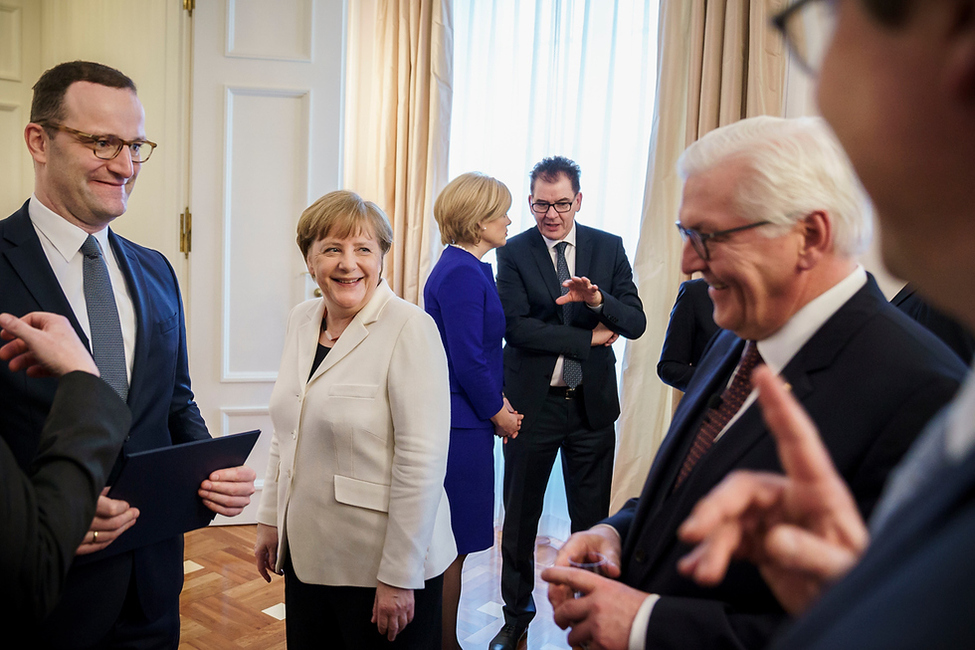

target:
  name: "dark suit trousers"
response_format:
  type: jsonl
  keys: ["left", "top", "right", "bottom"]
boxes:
{"left": 284, "top": 558, "right": 443, "bottom": 649}
{"left": 500, "top": 386, "right": 615, "bottom": 625}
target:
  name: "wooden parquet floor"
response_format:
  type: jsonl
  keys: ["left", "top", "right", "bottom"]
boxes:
{"left": 179, "top": 525, "right": 572, "bottom": 649}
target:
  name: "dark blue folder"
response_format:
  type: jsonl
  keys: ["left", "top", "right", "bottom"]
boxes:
{"left": 85, "top": 430, "right": 261, "bottom": 560}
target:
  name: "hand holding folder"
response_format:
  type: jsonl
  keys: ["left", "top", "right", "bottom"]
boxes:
{"left": 79, "top": 430, "right": 260, "bottom": 561}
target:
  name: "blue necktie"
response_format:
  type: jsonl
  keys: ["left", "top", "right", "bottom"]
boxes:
{"left": 81, "top": 235, "right": 129, "bottom": 401}
{"left": 555, "top": 241, "right": 582, "bottom": 388}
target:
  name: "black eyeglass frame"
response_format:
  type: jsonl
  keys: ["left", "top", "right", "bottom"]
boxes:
{"left": 676, "top": 220, "right": 773, "bottom": 261}
{"left": 529, "top": 196, "right": 578, "bottom": 214}
{"left": 37, "top": 121, "right": 158, "bottom": 163}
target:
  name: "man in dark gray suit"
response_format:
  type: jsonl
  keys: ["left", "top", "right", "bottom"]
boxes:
{"left": 490, "top": 156, "right": 646, "bottom": 650}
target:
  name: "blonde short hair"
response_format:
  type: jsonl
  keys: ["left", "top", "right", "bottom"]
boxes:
{"left": 296, "top": 190, "right": 393, "bottom": 259}
{"left": 434, "top": 172, "right": 512, "bottom": 246}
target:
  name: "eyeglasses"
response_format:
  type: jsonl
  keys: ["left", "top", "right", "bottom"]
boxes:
{"left": 530, "top": 197, "right": 576, "bottom": 214}
{"left": 771, "top": 0, "right": 839, "bottom": 75}
{"left": 676, "top": 220, "right": 772, "bottom": 261}
{"left": 39, "top": 122, "right": 157, "bottom": 163}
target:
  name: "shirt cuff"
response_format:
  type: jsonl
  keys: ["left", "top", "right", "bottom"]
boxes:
{"left": 628, "top": 593, "right": 661, "bottom": 650}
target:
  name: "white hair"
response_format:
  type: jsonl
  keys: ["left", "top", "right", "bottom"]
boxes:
{"left": 677, "top": 116, "right": 871, "bottom": 256}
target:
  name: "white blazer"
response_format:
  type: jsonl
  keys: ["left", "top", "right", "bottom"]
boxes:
{"left": 256, "top": 280, "right": 456, "bottom": 589}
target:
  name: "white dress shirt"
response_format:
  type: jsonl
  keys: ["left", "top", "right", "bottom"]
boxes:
{"left": 28, "top": 194, "right": 136, "bottom": 381}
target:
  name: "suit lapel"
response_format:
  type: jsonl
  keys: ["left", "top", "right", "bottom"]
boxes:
{"left": 526, "top": 228, "right": 561, "bottom": 305}
{"left": 575, "top": 225, "right": 592, "bottom": 280}
{"left": 110, "top": 232, "right": 145, "bottom": 405}
{"left": 1, "top": 205, "right": 87, "bottom": 344}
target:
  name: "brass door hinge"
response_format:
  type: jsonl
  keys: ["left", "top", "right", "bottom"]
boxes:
{"left": 183, "top": 0, "right": 195, "bottom": 17}
{"left": 180, "top": 208, "right": 192, "bottom": 257}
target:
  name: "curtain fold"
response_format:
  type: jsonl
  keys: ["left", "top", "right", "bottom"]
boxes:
{"left": 344, "top": 0, "right": 453, "bottom": 304}
{"left": 612, "top": 0, "right": 786, "bottom": 511}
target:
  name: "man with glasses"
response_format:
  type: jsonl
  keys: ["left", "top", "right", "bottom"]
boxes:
{"left": 490, "top": 155, "right": 646, "bottom": 650}
{"left": 0, "top": 61, "right": 255, "bottom": 648}
{"left": 651, "top": 1, "right": 975, "bottom": 648}
{"left": 540, "top": 116, "right": 965, "bottom": 650}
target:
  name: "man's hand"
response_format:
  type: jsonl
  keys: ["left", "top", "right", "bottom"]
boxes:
{"left": 76, "top": 489, "right": 139, "bottom": 555}
{"left": 557, "top": 276, "right": 603, "bottom": 307}
{"left": 591, "top": 323, "right": 619, "bottom": 347}
{"left": 254, "top": 523, "right": 281, "bottom": 583}
{"left": 199, "top": 465, "right": 257, "bottom": 516}
{"left": 0, "top": 312, "right": 98, "bottom": 378}
{"left": 548, "top": 526, "right": 623, "bottom": 609}
{"left": 676, "top": 365, "right": 868, "bottom": 614}
{"left": 372, "top": 581, "right": 414, "bottom": 642}
{"left": 541, "top": 567, "right": 645, "bottom": 650}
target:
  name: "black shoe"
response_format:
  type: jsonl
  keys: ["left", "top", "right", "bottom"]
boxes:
{"left": 488, "top": 623, "right": 527, "bottom": 650}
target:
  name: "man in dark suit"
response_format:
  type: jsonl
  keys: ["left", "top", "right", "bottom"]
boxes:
{"left": 540, "top": 116, "right": 967, "bottom": 650}
{"left": 1, "top": 311, "right": 130, "bottom": 627}
{"left": 655, "top": 2, "right": 975, "bottom": 649}
{"left": 490, "top": 155, "right": 646, "bottom": 650}
{"left": 891, "top": 283, "right": 975, "bottom": 365}
{"left": 657, "top": 278, "right": 720, "bottom": 391}
{"left": 0, "top": 61, "right": 256, "bottom": 648}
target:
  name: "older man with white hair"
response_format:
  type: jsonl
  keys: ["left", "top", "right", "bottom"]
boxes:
{"left": 540, "top": 115, "right": 967, "bottom": 650}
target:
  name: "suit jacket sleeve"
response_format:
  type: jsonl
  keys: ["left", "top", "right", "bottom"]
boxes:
{"left": 0, "top": 372, "right": 130, "bottom": 623}
{"left": 592, "top": 235, "right": 647, "bottom": 341}
{"left": 379, "top": 310, "right": 452, "bottom": 588}
{"left": 657, "top": 282, "right": 698, "bottom": 390}
{"left": 435, "top": 263, "right": 504, "bottom": 421}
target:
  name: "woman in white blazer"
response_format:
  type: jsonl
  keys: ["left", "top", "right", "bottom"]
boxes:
{"left": 254, "top": 191, "right": 455, "bottom": 648}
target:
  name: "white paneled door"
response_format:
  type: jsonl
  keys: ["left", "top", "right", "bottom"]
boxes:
{"left": 189, "top": 0, "right": 346, "bottom": 523}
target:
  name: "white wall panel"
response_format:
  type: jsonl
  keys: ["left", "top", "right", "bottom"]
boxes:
{"left": 223, "top": 86, "right": 310, "bottom": 380}
{"left": 0, "top": 4, "right": 22, "bottom": 81}
{"left": 212, "top": 407, "right": 273, "bottom": 524}
{"left": 227, "top": 0, "right": 313, "bottom": 61}
{"left": 0, "top": 102, "right": 23, "bottom": 211}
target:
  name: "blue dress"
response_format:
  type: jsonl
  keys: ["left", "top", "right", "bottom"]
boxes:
{"left": 424, "top": 245, "right": 506, "bottom": 554}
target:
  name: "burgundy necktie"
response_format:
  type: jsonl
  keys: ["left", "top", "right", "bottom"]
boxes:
{"left": 674, "top": 340, "right": 762, "bottom": 489}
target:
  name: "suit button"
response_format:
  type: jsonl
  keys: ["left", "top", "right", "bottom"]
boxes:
{"left": 291, "top": 431, "right": 296, "bottom": 440}
{"left": 634, "top": 549, "right": 646, "bottom": 563}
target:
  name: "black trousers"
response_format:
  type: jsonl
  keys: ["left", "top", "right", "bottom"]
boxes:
{"left": 500, "top": 386, "right": 615, "bottom": 626}
{"left": 284, "top": 558, "right": 444, "bottom": 649}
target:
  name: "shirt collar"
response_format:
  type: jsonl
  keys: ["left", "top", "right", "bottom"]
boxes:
{"left": 29, "top": 194, "right": 111, "bottom": 262}
{"left": 757, "top": 265, "right": 868, "bottom": 374}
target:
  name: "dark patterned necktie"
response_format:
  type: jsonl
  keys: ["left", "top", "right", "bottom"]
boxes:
{"left": 674, "top": 340, "right": 762, "bottom": 489}
{"left": 81, "top": 235, "right": 128, "bottom": 401}
{"left": 555, "top": 241, "right": 582, "bottom": 388}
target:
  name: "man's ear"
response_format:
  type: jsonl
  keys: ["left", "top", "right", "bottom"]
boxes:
{"left": 797, "top": 211, "right": 832, "bottom": 270}
{"left": 24, "top": 123, "right": 49, "bottom": 164}
{"left": 944, "top": 0, "right": 975, "bottom": 104}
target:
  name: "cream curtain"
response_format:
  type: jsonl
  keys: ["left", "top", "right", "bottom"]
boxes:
{"left": 343, "top": 0, "right": 453, "bottom": 304}
{"left": 611, "top": 0, "right": 787, "bottom": 510}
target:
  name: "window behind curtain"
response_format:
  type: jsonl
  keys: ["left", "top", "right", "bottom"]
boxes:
{"left": 448, "top": 0, "right": 660, "bottom": 539}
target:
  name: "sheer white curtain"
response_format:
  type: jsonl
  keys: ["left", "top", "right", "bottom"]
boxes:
{"left": 448, "top": 0, "right": 659, "bottom": 539}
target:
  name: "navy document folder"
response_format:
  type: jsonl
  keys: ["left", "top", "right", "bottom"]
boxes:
{"left": 85, "top": 430, "right": 261, "bottom": 560}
